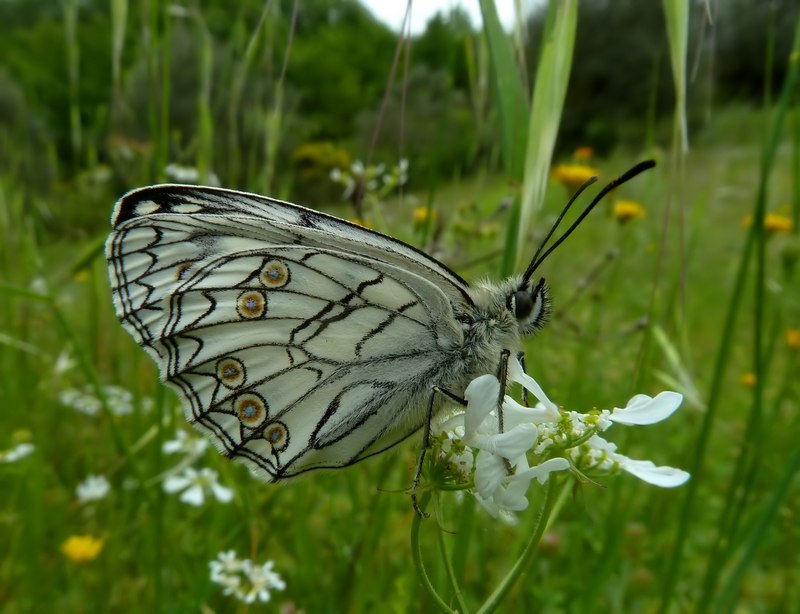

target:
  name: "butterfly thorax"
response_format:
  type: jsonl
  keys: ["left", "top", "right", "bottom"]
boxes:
{"left": 454, "top": 277, "right": 526, "bottom": 377}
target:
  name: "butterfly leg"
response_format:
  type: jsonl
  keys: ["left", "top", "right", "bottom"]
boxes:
{"left": 411, "top": 386, "right": 467, "bottom": 518}
{"left": 495, "top": 349, "right": 511, "bottom": 433}
{"left": 517, "top": 351, "right": 529, "bottom": 406}
{"left": 494, "top": 350, "right": 516, "bottom": 475}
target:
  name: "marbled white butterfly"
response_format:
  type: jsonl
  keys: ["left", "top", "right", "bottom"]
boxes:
{"left": 106, "top": 161, "right": 654, "bottom": 483}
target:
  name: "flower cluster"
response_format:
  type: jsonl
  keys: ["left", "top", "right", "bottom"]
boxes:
{"left": 434, "top": 357, "right": 689, "bottom": 519}
{"left": 59, "top": 385, "right": 151, "bottom": 417}
{"left": 209, "top": 550, "right": 286, "bottom": 604}
{"left": 165, "top": 162, "right": 220, "bottom": 186}
{"left": 76, "top": 474, "right": 111, "bottom": 504}
{"left": 160, "top": 428, "right": 234, "bottom": 506}
{"left": 330, "top": 159, "right": 408, "bottom": 202}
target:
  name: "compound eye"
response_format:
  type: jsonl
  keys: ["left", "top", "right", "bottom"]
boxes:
{"left": 510, "top": 291, "right": 534, "bottom": 320}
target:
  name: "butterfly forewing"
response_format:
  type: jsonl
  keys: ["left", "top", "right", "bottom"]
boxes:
{"left": 106, "top": 185, "right": 472, "bottom": 479}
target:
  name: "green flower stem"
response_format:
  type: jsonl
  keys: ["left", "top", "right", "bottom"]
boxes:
{"left": 434, "top": 495, "right": 470, "bottom": 614}
{"left": 477, "top": 477, "right": 564, "bottom": 614}
{"left": 411, "top": 493, "right": 453, "bottom": 613}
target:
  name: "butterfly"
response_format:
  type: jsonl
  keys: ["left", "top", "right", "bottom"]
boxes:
{"left": 105, "top": 161, "right": 654, "bottom": 483}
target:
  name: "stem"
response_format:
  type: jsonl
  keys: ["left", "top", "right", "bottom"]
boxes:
{"left": 477, "top": 478, "right": 563, "bottom": 614}
{"left": 435, "top": 495, "right": 470, "bottom": 614}
{"left": 411, "top": 493, "right": 454, "bottom": 613}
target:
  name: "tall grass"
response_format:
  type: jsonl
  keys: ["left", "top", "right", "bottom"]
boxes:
{"left": 1, "top": 1, "right": 799, "bottom": 612}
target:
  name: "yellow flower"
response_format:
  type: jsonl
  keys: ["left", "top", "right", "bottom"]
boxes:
{"left": 765, "top": 213, "right": 794, "bottom": 233}
{"left": 551, "top": 164, "right": 599, "bottom": 193}
{"left": 348, "top": 218, "right": 371, "bottom": 228}
{"left": 786, "top": 328, "right": 800, "bottom": 350}
{"left": 412, "top": 207, "right": 436, "bottom": 225}
{"left": 61, "top": 535, "right": 104, "bottom": 563}
{"left": 742, "top": 213, "right": 794, "bottom": 234}
{"left": 613, "top": 200, "right": 645, "bottom": 224}
{"left": 573, "top": 146, "right": 594, "bottom": 161}
{"left": 73, "top": 270, "right": 90, "bottom": 283}
{"left": 739, "top": 372, "right": 757, "bottom": 388}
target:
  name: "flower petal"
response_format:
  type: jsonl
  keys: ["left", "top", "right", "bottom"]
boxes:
{"left": 621, "top": 458, "right": 691, "bottom": 487}
{"left": 180, "top": 484, "right": 205, "bottom": 506}
{"left": 163, "top": 475, "right": 190, "bottom": 493}
{"left": 469, "top": 423, "right": 538, "bottom": 460}
{"left": 503, "top": 397, "right": 560, "bottom": 426}
{"left": 212, "top": 482, "right": 234, "bottom": 503}
{"left": 474, "top": 452, "right": 507, "bottom": 499}
{"left": 493, "top": 480, "right": 530, "bottom": 511}
{"left": 509, "top": 358, "right": 557, "bottom": 411}
{"left": 464, "top": 375, "right": 501, "bottom": 436}
{"left": 511, "top": 457, "right": 571, "bottom": 485}
{"left": 610, "top": 391, "right": 683, "bottom": 425}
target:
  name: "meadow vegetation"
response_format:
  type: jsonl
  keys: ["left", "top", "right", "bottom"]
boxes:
{"left": 1, "top": 0, "right": 798, "bottom": 611}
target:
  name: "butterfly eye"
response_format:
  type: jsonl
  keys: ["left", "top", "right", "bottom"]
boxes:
{"left": 509, "top": 291, "right": 534, "bottom": 320}
{"left": 510, "top": 278, "right": 550, "bottom": 333}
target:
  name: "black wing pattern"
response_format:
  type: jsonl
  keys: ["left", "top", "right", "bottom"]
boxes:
{"left": 106, "top": 185, "right": 471, "bottom": 479}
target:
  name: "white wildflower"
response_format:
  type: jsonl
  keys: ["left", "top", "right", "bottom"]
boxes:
{"left": 59, "top": 385, "right": 148, "bottom": 417}
{"left": 436, "top": 357, "right": 689, "bottom": 517}
{"left": 53, "top": 349, "right": 76, "bottom": 376}
{"left": 76, "top": 474, "right": 111, "bottom": 503}
{"left": 209, "top": 550, "right": 286, "bottom": 604}
{"left": 0, "top": 443, "right": 35, "bottom": 463}
{"left": 163, "top": 429, "right": 209, "bottom": 458}
{"left": 164, "top": 163, "right": 220, "bottom": 186}
{"left": 163, "top": 467, "right": 233, "bottom": 506}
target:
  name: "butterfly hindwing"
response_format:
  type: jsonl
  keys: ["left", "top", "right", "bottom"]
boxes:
{"left": 106, "top": 185, "right": 471, "bottom": 479}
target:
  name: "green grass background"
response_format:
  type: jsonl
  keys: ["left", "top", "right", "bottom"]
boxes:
{"left": 1, "top": 2, "right": 799, "bottom": 612}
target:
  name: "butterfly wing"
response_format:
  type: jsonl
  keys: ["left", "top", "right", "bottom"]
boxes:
{"left": 106, "top": 185, "right": 472, "bottom": 479}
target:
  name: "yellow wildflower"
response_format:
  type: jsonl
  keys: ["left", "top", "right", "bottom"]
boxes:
{"left": 786, "top": 328, "right": 800, "bottom": 350}
{"left": 573, "top": 146, "right": 594, "bottom": 161}
{"left": 739, "top": 372, "right": 757, "bottom": 388}
{"left": 61, "top": 535, "right": 104, "bottom": 563}
{"left": 765, "top": 213, "right": 794, "bottom": 233}
{"left": 348, "top": 218, "right": 371, "bottom": 228}
{"left": 613, "top": 200, "right": 645, "bottom": 224}
{"left": 742, "top": 213, "right": 794, "bottom": 235}
{"left": 551, "top": 164, "right": 599, "bottom": 193}
{"left": 413, "top": 207, "right": 436, "bottom": 225}
{"left": 73, "top": 270, "right": 90, "bottom": 283}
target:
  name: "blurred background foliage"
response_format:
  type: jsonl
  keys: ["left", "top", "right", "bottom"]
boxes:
{"left": 0, "top": 0, "right": 796, "bottom": 233}
{"left": 2, "top": 2, "right": 800, "bottom": 609}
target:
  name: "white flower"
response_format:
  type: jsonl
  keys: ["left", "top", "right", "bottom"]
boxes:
{"left": 59, "top": 388, "right": 102, "bottom": 416}
{"left": 607, "top": 391, "right": 683, "bottom": 425}
{"left": 210, "top": 550, "right": 247, "bottom": 582}
{"left": 59, "top": 385, "right": 147, "bottom": 417}
{"left": 163, "top": 429, "right": 209, "bottom": 458}
{"left": 163, "top": 467, "right": 233, "bottom": 506}
{"left": 237, "top": 560, "right": 287, "bottom": 604}
{"left": 209, "top": 550, "right": 286, "bottom": 604}
{"left": 0, "top": 443, "right": 35, "bottom": 463}
{"left": 76, "top": 474, "right": 111, "bottom": 503}
{"left": 164, "top": 163, "right": 220, "bottom": 186}
{"left": 572, "top": 435, "right": 689, "bottom": 487}
{"left": 53, "top": 349, "right": 76, "bottom": 376}
{"left": 436, "top": 357, "right": 689, "bottom": 517}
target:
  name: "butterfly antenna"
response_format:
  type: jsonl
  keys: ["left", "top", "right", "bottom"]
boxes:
{"left": 520, "top": 175, "right": 599, "bottom": 288}
{"left": 521, "top": 160, "right": 656, "bottom": 286}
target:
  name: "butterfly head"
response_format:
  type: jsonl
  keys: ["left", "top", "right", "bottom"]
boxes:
{"left": 508, "top": 277, "right": 550, "bottom": 335}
